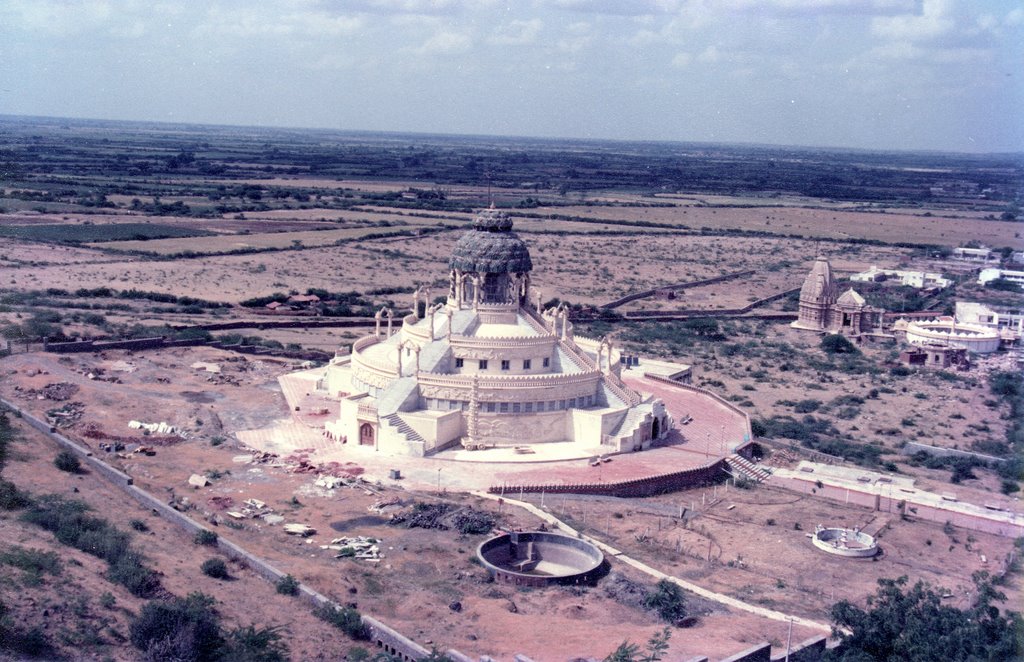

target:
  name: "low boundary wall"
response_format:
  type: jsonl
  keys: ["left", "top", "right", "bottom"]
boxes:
{"left": 489, "top": 459, "right": 726, "bottom": 498}
{"left": 603, "top": 270, "right": 756, "bottom": 309}
{"left": 44, "top": 337, "right": 332, "bottom": 362}
{"left": 902, "top": 441, "right": 1007, "bottom": 465}
{"left": 0, "top": 396, "right": 450, "bottom": 662}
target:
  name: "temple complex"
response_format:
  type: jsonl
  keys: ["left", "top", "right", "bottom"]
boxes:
{"left": 791, "top": 256, "right": 883, "bottom": 338}
{"left": 322, "top": 208, "right": 669, "bottom": 457}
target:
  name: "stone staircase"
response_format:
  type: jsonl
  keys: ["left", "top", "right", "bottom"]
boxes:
{"left": 725, "top": 453, "right": 772, "bottom": 483}
{"left": 605, "top": 403, "right": 652, "bottom": 449}
{"left": 380, "top": 413, "right": 425, "bottom": 445}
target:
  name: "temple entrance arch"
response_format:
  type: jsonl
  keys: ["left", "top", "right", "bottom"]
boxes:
{"left": 652, "top": 418, "right": 660, "bottom": 439}
{"left": 359, "top": 423, "right": 375, "bottom": 446}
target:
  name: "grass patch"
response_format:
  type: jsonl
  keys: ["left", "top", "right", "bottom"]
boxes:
{"left": 19, "top": 494, "right": 161, "bottom": 597}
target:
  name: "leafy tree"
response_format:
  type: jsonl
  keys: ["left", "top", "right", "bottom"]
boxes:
{"left": 827, "top": 575, "right": 1023, "bottom": 661}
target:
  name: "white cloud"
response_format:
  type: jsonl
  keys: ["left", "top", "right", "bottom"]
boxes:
{"left": 490, "top": 19, "right": 543, "bottom": 46}
{"left": 870, "top": 0, "right": 956, "bottom": 41}
{"left": 697, "top": 45, "right": 722, "bottom": 63}
{"left": 670, "top": 51, "right": 692, "bottom": 68}
{"left": 194, "top": 6, "right": 364, "bottom": 38}
{"left": 416, "top": 30, "right": 472, "bottom": 55}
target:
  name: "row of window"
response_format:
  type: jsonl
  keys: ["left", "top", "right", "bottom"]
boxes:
{"left": 455, "top": 357, "right": 550, "bottom": 371}
{"left": 425, "top": 394, "right": 595, "bottom": 413}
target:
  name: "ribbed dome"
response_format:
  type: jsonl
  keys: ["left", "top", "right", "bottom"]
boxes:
{"left": 836, "top": 288, "right": 866, "bottom": 307}
{"left": 449, "top": 208, "right": 533, "bottom": 274}
{"left": 799, "top": 256, "right": 837, "bottom": 304}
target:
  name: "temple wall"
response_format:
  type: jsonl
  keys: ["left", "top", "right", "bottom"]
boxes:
{"left": 476, "top": 411, "right": 569, "bottom": 445}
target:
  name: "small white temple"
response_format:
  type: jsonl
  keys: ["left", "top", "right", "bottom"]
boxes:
{"left": 322, "top": 207, "right": 669, "bottom": 457}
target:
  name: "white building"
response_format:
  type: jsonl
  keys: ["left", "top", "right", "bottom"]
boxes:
{"left": 850, "top": 266, "right": 952, "bottom": 290}
{"left": 978, "top": 268, "right": 1024, "bottom": 289}
{"left": 955, "top": 302, "right": 1024, "bottom": 337}
{"left": 899, "top": 317, "right": 1001, "bottom": 354}
{"left": 953, "top": 246, "right": 998, "bottom": 263}
{"left": 321, "top": 208, "right": 670, "bottom": 457}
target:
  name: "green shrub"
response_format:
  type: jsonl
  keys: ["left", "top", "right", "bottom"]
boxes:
{"left": 821, "top": 334, "right": 857, "bottom": 354}
{"left": 0, "top": 545, "right": 62, "bottom": 577}
{"left": 20, "top": 495, "right": 161, "bottom": 597}
{"left": 130, "top": 518, "right": 149, "bottom": 532}
{"left": 313, "top": 603, "right": 368, "bottom": 640}
{"left": 643, "top": 579, "right": 687, "bottom": 625}
{"left": 0, "top": 479, "right": 31, "bottom": 510}
{"left": 53, "top": 450, "right": 81, "bottom": 473}
{"left": 129, "top": 593, "right": 222, "bottom": 659}
{"left": 222, "top": 624, "right": 289, "bottom": 662}
{"left": 276, "top": 574, "right": 300, "bottom": 596}
{"left": 108, "top": 553, "right": 161, "bottom": 597}
{"left": 194, "top": 530, "right": 218, "bottom": 546}
{"left": 201, "top": 558, "right": 229, "bottom": 579}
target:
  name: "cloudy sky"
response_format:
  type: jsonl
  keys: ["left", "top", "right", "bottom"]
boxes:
{"left": 1, "top": 0, "right": 1021, "bottom": 153}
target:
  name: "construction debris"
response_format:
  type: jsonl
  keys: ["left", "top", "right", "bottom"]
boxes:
{"left": 190, "top": 361, "right": 222, "bottom": 374}
{"left": 321, "top": 536, "right": 382, "bottom": 561}
{"left": 314, "top": 475, "right": 348, "bottom": 489}
{"left": 283, "top": 523, "right": 316, "bottom": 537}
{"left": 188, "top": 474, "right": 210, "bottom": 488}
{"left": 129, "top": 420, "right": 179, "bottom": 435}
{"left": 81, "top": 421, "right": 184, "bottom": 446}
{"left": 368, "top": 497, "right": 403, "bottom": 515}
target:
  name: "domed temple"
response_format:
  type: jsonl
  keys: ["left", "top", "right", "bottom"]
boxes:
{"left": 791, "top": 256, "right": 883, "bottom": 338}
{"left": 322, "top": 208, "right": 669, "bottom": 457}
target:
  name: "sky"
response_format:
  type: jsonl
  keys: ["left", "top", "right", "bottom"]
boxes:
{"left": 1, "top": 0, "right": 1022, "bottom": 153}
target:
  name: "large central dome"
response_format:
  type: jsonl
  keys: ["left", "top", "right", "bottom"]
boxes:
{"left": 449, "top": 207, "right": 533, "bottom": 274}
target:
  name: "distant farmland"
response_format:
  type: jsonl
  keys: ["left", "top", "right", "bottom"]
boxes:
{"left": 0, "top": 222, "right": 214, "bottom": 243}
{"left": 93, "top": 224, "right": 449, "bottom": 255}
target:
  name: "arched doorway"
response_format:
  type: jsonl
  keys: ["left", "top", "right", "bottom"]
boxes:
{"left": 651, "top": 417, "right": 660, "bottom": 439}
{"left": 359, "top": 423, "right": 375, "bottom": 446}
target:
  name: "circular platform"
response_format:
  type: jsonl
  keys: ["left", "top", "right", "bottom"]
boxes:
{"left": 477, "top": 531, "right": 604, "bottom": 587}
{"left": 811, "top": 526, "right": 878, "bottom": 558}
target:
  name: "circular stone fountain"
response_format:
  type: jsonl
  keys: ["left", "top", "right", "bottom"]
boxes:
{"left": 477, "top": 531, "right": 605, "bottom": 587}
{"left": 811, "top": 525, "right": 878, "bottom": 558}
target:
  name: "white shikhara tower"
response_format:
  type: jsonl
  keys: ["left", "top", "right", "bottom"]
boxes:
{"left": 324, "top": 207, "right": 669, "bottom": 457}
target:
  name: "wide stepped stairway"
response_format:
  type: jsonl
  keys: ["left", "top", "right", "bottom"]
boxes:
{"left": 725, "top": 453, "right": 772, "bottom": 483}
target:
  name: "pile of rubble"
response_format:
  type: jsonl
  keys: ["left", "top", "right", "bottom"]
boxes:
{"left": 81, "top": 422, "right": 184, "bottom": 446}
{"left": 46, "top": 402, "right": 85, "bottom": 428}
{"left": 13, "top": 382, "right": 79, "bottom": 401}
{"left": 226, "top": 498, "right": 276, "bottom": 521}
{"left": 320, "top": 536, "right": 382, "bottom": 561}
{"left": 389, "top": 502, "right": 497, "bottom": 535}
